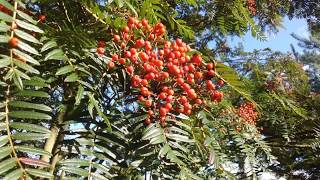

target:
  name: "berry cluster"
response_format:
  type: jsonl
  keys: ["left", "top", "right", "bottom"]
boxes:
{"left": 237, "top": 102, "right": 258, "bottom": 125}
{"left": 97, "top": 17, "right": 225, "bottom": 126}
{"left": 247, "top": 0, "right": 257, "bottom": 15}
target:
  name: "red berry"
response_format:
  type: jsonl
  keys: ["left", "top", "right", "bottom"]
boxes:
{"left": 207, "top": 70, "right": 215, "bottom": 77}
{"left": 125, "top": 51, "right": 131, "bottom": 58}
{"left": 165, "top": 103, "right": 172, "bottom": 110}
{"left": 207, "top": 63, "right": 214, "bottom": 70}
{"left": 166, "top": 95, "right": 174, "bottom": 103}
{"left": 167, "top": 89, "right": 174, "bottom": 96}
{"left": 141, "top": 79, "right": 148, "bottom": 86}
{"left": 96, "top": 47, "right": 105, "bottom": 55}
{"left": 38, "top": 15, "right": 46, "bottom": 22}
{"left": 177, "top": 78, "right": 184, "bottom": 84}
{"left": 122, "top": 26, "right": 130, "bottom": 33}
{"left": 126, "top": 66, "right": 134, "bottom": 74}
{"left": 176, "top": 38, "right": 183, "bottom": 46}
{"left": 128, "top": 17, "right": 136, "bottom": 25}
{"left": 195, "top": 71, "right": 203, "bottom": 79}
{"left": 8, "top": 37, "right": 19, "bottom": 47}
{"left": 108, "top": 61, "right": 115, "bottom": 69}
{"left": 217, "top": 79, "right": 225, "bottom": 86}
{"left": 112, "top": 54, "right": 118, "bottom": 61}
{"left": 160, "top": 107, "right": 168, "bottom": 116}
{"left": 179, "top": 96, "right": 188, "bottom": 104}
{"left": 141, "top": 19, "right": 148, "bottom": 26}
{"left": 130, "top": 48, "right": 137, "bottom": 56}
{"left": 159, "top": 92, "right": 167, "bottom": 100}
{"left": 144, "top": 118, "right": 151, "bottom": 125}
{"left": 195, "top": 98, "right": 202, "bottom": 104}
{"left": 145, "top": 99, "right": 152, "bottom": 107}
{"left": 148, "top": 110, "right": 154, "bottom": 116}
{"left": 113, "top": 35, "right": 120, "bottom": 42}
{"left": 139, "top": 52, "right": 149, "bottom": 62}
{"left": 119, "top": 58, "right": 126, "bottom": 65}
{"left": 192, "top": 54, "right": 202, "bottom": 65}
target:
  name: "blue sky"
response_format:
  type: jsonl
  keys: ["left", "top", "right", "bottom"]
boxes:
{"left": 228, "top": 17, "right": 309, "bottom": 53}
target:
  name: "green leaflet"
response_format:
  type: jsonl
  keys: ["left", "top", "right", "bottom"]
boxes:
{"left": 41, "top": 40, "right": 57, "bottom": 52}
{"left": 60, "top": 166, "right": 89, "bottom": 177}
{"left": 14, "top": 29, "right": 41, "bottom": 44}
{"left": 0, "top": 35, "right": 10, "bottom": 43}
{"left": 56, "top": 65, "right": 75, "bottom": 75}
{"left": 10, "top": 122, "right": 51, "bottom": 134}
{"left": 9, "top": 101, "right": 52, "bottom": 112}
{"left": 0, "top": 11, "right": 13, "bottom": 22}
{"left": 0, "top": 146, "right": 12, "bottom": 160}
{"left": 44, "top": 49, "right": 66, "bottom": 61}
{"left": 0, "top": 158, "right": 16, "bottom": 175}
{"left": 15, "top": 146, "right": 51, "bottom": 156}
{"left": 9, "top": 111, "right": 51, "bottom": 120}
{"left": 65, "top": 73, "right": 79, "bottom": 82}
{"left": 12, "top": 49, "right": 40, "bottom": 65}
{"left": 3, "top": 169, "right": 23, "bottom": 180}
{"left": 16, "top": 19, "right": 44, "bottom": 33}
{"left": 17, "top": 40, "right": 40, "bottom": 55}
{"left": 15, "top": 90, "right": 50, "bottom": 98}
{"left": 0, "top": 135, "right": 9, "bottom": 147}
{"left": 13, "top": 59, "right": 40, "bottom": 74}
{"left": 25, "top": 168, "right": 53, "bottom": 179}
{"left": 12, "top": 133, "right": 50, "bottom": 141}
{"left": 16, "top": 10, "right": 38, "bottom": 25}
